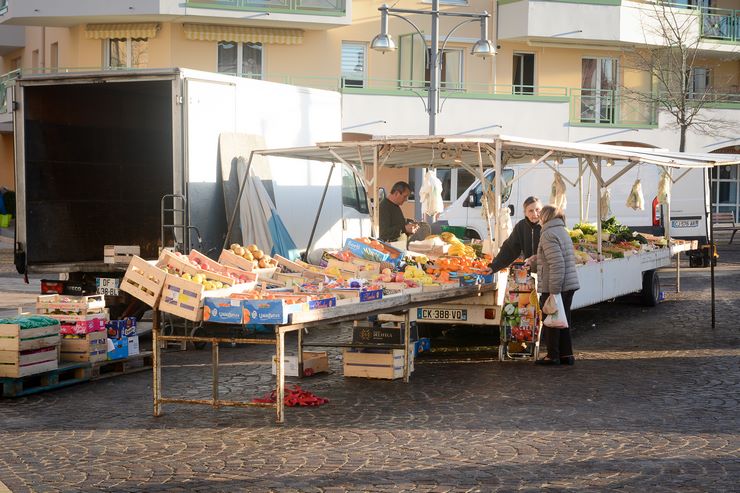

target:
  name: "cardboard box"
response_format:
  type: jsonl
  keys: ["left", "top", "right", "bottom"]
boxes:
{"left": 271, "top": 351, "right": 330, "bottom": 377}
{"left": 343, "top": 238, "right": 404, "bottom": 266}
{"left": 106, "top": 317, "right": 137, "bottom": 339}
{"left": 343, "top": 348, "right": 414, "bottom": 380}
{"left": 106, "top": 336, "right": 128, "bottom": 361}
{"left": 60, "top": 331, "right": 107, "bottom": 363}
{"left": 59, "top": 315, "right": 109, "bottom": 335}
{"left": 328, "top": 288, "right": 383, "bottom": 303}
{"left": 202, "top": 297, "right": 245, "bottom": 324}
{"left": 352, "top": 321, "right": 418, "bottom": 345}
{"left": 203, "top": 297, "right": 303, "bottom": 325}
{"left": 127, "top": 335, "right": 140, "bottom": 356}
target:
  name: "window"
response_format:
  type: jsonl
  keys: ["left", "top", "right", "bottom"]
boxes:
{"left": 398, "top": 34, "right": 463, "bottom": 90}
{"left": 513, "top": 53, "right": 535, "bottom": 95}
{"left": 218, "top": 41, "right": 263, "bottom": 79}
{"left": 711, "top": 164, "right": 739, "bottom": 219}
{"left": 689, "top": 68, "right": 711, "bottom": 98}
{"left": 471, "top": 169, "right": 514, "bottom": 205}
{"left": 342, "top": 167, "right": 369, "bottom": 213}
{"left": 104, "top": 38, "right": 149, "bottom": 69}
{"left": 50, "top": 42, "right": 59, "bottom": 73}
{"left": 341, "top": 42, "right": 366, "bottom": 88}
{"left": 408, "top": 168, "right": 479, "bottom": 203}
{"left": 580, "top": 57, "right": 618, "bottom": 123}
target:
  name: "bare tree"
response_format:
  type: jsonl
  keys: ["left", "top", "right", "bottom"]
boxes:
{"left": 623, "top": 1, "right": 738, "bottom": 151}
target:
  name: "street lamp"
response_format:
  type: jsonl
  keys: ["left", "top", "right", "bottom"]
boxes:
{"left": 371, "top": 0, "right": 496, "bottom": 218}
{"left": 370, "top": 0, "right": 496, "bottom": 136}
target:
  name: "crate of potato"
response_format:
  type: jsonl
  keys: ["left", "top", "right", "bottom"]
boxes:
{"left": 0, "top": 318, "right": 61, "bottom": 378}
{"left": 219, "top": 243, "right": 278, "bottom": 279}
{"left": 120, "top": 255, "right": 168, "bottom": 307}
{"left": 60, "top": 330, "right": 107, "bottom": 363}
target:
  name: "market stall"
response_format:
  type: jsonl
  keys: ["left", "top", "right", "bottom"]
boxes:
{"left": 145, "top": 135, "right": 739, "bottom": 424}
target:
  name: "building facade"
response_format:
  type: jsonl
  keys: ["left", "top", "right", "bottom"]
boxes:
{"left": 0, "top": 0, "right": 738, "bottom": 218}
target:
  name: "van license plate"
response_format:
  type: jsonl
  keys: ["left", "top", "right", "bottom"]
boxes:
{"left": 672, "top": 219, "right": 699, "bottom": 228}
{"left": 96, "top": 277, "right": 120, "bottom": 296}
{"left": 417, "top": 308, "right": 467, "bottom": 321}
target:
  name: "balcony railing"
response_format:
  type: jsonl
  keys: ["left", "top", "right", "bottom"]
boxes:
{"left": 569, "top": 89, "right": 658, "bottom": 127}
{"left": 700, "top": 6, "right": 740, "bottom": 42}
{"left": 184, "top": 0, "right": 346, "bottom": 16}
{"left": 0, "top": 0, "right": 7, "bottom": 14}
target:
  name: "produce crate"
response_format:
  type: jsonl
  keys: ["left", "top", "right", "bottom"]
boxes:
{"left": 42, "top": 309, "right": 109, "bottom": 324}
{"left": 35, "top": 294, "right": 105, "bottom": 313}
{"left": 218, "top": 249, "right": 255, "bottom": 271}
{"left": 0, "top": 322, "right": 61, "bottom": 378}
{"left": 159, "top": 274, "right": 206, "bottom": 321}
{"left": 120, "top": 255, "right": 167, "bottom": 307}
{"left": 271, "top": 351, "right": 330, "bottom": 377}
{"left": 343, "top": 348, "right": 413, "bottom": 380}
{"left": 60, "top": 331, "right": 107, "bottom": 363}
{"left": 157, "top": 250, "right": 202, "bottom": 277}
{"left": 59, "top": 315, "right": 108, "bottom": 335}
{"left": 104, "top": 245, "right": 140, "bottom": 264}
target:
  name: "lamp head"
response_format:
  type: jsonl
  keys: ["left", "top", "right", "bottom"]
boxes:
{"left": 472, "top": 12, "right": 496, "bottom": 58}
{"left": 371, "top": 33, "right": 396, "bottom": 53}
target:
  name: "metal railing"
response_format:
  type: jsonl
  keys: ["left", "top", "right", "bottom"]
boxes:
{"left": 184, "top": 0, "right": 346, "bottom": 15}
{"left": 700, "top": 6, "right": 740, "bottom": 42}
{"left": 569, "top": 88, "right": 658, "bottom": 126}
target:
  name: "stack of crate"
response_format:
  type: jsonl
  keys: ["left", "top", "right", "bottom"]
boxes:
{"left": 0, "top": 318, "right": 61, "bottom": 378}
{"left": 35, "top": 294, "right": 109, "bottom": 363}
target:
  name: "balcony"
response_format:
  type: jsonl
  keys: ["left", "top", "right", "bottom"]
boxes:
{"left": 700, "top": 7, "right": 740, "bottom": 43}
{"left": 0, "top": 0, "right": 349, "bottom": 28}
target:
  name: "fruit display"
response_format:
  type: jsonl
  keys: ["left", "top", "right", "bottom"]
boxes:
{"left": 228, "top": 243, "right": 279, "bottom": 270}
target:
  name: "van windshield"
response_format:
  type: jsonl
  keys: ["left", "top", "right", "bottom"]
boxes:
{"left": 470, "top": 168, "right": 514, "bottom": 206}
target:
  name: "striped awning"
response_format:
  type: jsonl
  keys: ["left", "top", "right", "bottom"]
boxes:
{"left": 183, "top": 23, "right": 303, "bottom": 45}
{"left": 85, "top": 23, "right": 160, "bottom": 40}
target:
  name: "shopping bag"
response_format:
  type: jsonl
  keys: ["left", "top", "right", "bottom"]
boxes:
{"left": 542, "top": 293, "right": 558, "bottom": 315}
{"left": 543, "top": 294, "right": 568, "bottom": 328}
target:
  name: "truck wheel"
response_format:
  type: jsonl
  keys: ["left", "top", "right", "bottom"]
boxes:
{"left": 641, "top": 270, "right": 660, "bottom": 307}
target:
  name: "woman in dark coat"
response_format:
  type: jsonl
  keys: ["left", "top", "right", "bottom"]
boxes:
{"left": 488, "top": 196, "right": 542, "bottom": 272}
{"left": 535, "top": 205, "right": 580, "bottom": 366}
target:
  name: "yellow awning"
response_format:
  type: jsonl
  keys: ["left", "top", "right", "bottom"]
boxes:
{"left": 183, "top": 23, "right": 303, "bottom": 45}
{"left": 85, "top": 23, "right": 160, "bottom": 40}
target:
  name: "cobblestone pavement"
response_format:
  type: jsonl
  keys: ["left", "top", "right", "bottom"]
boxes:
{"left": 0, "top": 244, "right": 738, "bottom": 492}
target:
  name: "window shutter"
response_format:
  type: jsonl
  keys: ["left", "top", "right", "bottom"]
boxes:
{"left": 341, "top": 43, "right": 366, "bottom": 88}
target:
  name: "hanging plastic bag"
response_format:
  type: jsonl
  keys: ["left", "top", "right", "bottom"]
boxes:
{"left": 542, "top": 294, "right": 568, "bottom": 328}
{"left": 478, "top": 181, "right": 495, "bottom": 219}
{"left": 496, "top": 205, "right": 513, "bottom": 242}
{"left": 420, "top": 170, "right": 444, "bottom": 217}
{"left": 626, "top": 179, "right": 645, "bottom": 211}
{"left": 658, "top": 171, "right": 671, "bottom": 206}
{"left": 550, "top": 172, "right": 567, "bottom": 210}
{"left": 600, "top": 188, "right": 612, "bottom": 221}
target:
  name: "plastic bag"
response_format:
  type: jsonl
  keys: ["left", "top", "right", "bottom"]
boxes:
{"left": 658, "top": 171, "right": 671, "bottom": 206}
{"left": 600, "top": 188, "right": 612, "bottom": 221}
{"left": 420, "top": 170, "right": 444, "bottom": 217}
{"left": 496, "top": 206, "right": 513, "bottom": 242}
{"left": 550, "top": 172, "right": 567, "bottom": 210}
{"left": 543, "top": 294, "right": 568, "bottom": 328}
{"left": 480, "top": 181, "right": 496, "bottom": 219}
{"left": 626, "top": 179, "right": 645, "bottom": 211}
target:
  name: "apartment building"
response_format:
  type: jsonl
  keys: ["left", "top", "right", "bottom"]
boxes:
{"left": 0, "top": 0, "right": 738, "bottom": 218}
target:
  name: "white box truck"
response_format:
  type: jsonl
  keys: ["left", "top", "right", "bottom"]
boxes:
{"left": 9, "top": 68, "right": 369, "bottom": 292}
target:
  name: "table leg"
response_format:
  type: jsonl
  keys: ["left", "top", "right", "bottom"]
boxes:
{"left": 297, "top": 327, "right": 303, "bottom": 379}
{"left": 153, "top": 310, "right": 162, "bottom": 417}
{"left": 403, "top": 311, "right": 410, "bottom": 383}
{"left": 212, "top": 341, "right": 219, "bottom": 408}
{"left": 276, "top": 329, "right": 285, "bottom": 424}
{"left": 676, "top": 251, "right": 681, "bottom": 293}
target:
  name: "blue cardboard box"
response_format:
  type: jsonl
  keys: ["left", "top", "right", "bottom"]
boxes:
{"left": 241, "top": 299, "right": 301, "bottom": 325}
{"left": 307, "top": 297, "right": 337, "bottom": 310}
{"left": 203, "top": 297, "right": 245, "bottom": 324}
{"left": 414, "top": 337, "right": 431, "bottom": 356}
{"left": 106, "top": 317, "right": 137, "bottom": 339}
{"left": 107, "top": 336, "right": 128, "bottom": 360}
{"left": 343, "top": 238, "right": 404, "bottom": 266}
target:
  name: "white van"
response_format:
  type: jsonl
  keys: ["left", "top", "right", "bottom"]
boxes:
{"left": 435, "top": 160, "right": 707, "bottom": 243}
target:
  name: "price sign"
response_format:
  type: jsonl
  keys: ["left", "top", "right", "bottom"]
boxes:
{"left": 96, "top": 277, "right": 120, "bottom": 296}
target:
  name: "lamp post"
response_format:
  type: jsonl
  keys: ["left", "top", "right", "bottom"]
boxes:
{"left": 371, "top": 0, "right": 496, "bottom": 216}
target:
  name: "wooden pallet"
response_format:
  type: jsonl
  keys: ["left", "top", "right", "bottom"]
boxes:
{"left": 90, "top": 351, "right": 153, "bottom": 380}
{"left": 0, "top": 351, "right": 154, "bottom": 397}
{"left": 0, "top": 362, "right": 90, "bottom": 397}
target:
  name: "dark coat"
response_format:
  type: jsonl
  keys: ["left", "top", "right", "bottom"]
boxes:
{"left": 489, "top": 218, "right": 541, "bottom": 272}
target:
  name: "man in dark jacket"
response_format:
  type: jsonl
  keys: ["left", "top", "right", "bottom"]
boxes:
{"left": 489, "top": 196, "right": 542, "bottom": 272}
{"left": 379, "top": 181, "right": 419, "bottom": 242}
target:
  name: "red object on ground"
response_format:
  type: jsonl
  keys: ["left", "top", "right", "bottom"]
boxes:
{"left": 252, "top": 385, "right": 329, "bottom": 407}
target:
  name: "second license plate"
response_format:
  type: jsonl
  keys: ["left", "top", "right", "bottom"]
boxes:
{"left": 417, "top": 308, "right": 468, "bottom": 321}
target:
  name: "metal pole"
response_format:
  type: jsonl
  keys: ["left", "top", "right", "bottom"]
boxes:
{"left": 403, "top": 311, "right": 411, "bottom": 383}
{"left": 276, "top": 329, "right": 285, "bottom": 423}
{"left": 212, "top": 341, "right": 219, "bottom": 407}
{"left": 493, "top": 138, "right": 503, "bottom": 254}
{"left": 429, "top": 0, "right": 439, "bottom": 136}
{"left": 304, "top": 162, "right": 336, "bottom": 261}
{"left": 710, "top": 206, "right": 715, "bottom": 329}
{"left": 373, "top": 147, "right": 379, "bottom": 238}
{"left": 152, "top": 310, "right": 162, "bottom": 417}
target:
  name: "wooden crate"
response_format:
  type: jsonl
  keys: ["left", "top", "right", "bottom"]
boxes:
{"left": 343, "top": 348, "right": 412, "bottom": 380}
{"left": 44, "top": 309, "right": 109, "bottom": 324}
{"left": 0, "top": 322, "right": 61, "bottom": 378}
{"left": 159, "top": 274, "right": 205, "bottom": 321}
{"left": 104, "top": 245, "right": 140, "bottom": 264}
{"left": 36, "top": 294, "right": 105, "bottom": 313}
{"left": 60, "top": 331, "right": 107, "bottom": 363}
{"left": 218, "top": 249, "right": 256, "bottom": 271}
{"left": 120, "top": 255, "right": 167, "bottom": 307}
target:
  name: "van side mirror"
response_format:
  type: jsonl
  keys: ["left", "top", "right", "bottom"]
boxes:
{"left": 463, "top": 192, "right": 476, "bottom": 208}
